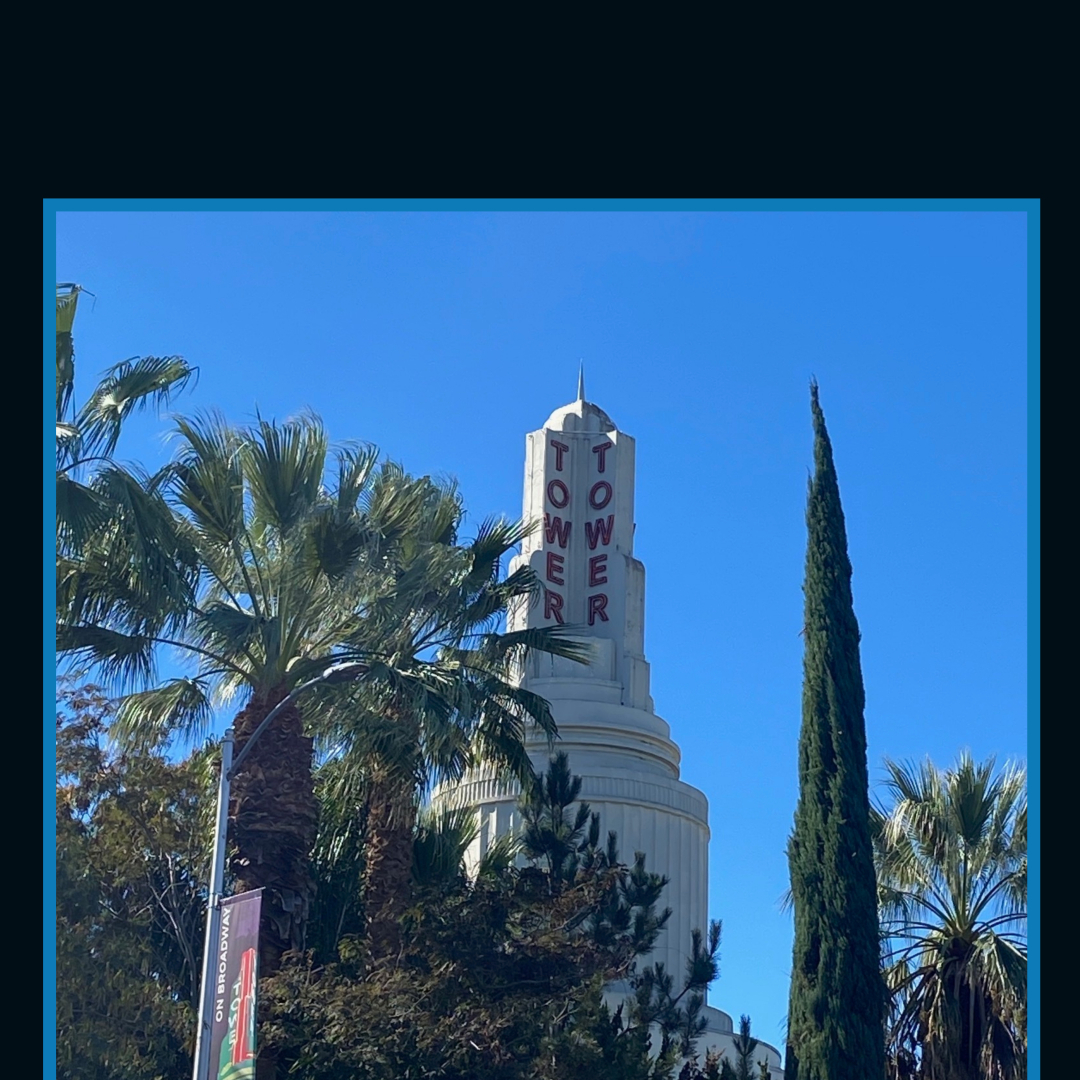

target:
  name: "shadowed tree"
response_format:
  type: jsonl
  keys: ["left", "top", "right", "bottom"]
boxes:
{"left": 265, "top": 754, "right": 720, "bottom": 1080}
{"left": 56, "top": 681, "right": 212, "bottom": 1080}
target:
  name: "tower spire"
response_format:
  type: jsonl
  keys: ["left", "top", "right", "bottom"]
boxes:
{"left": 577, "top": 361, "right": 585, "bottom": 401}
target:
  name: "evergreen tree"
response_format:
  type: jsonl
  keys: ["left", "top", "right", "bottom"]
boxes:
{"left": 785, "top": 382, "right": 884, "bottom": 1080}
{"left": 520, "top": 750, "right": 603, "bottom": 884}
{"left": 732, "top": 1015, "right": 761, "bottom": 1080}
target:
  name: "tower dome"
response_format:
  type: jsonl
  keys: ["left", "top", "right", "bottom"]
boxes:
{"left": 542, "top": 398, "right": 617, "bottom": 434}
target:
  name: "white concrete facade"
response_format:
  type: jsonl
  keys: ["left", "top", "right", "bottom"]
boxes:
{"left": 435, "top": 390, "right": 782, "bottom": 1077}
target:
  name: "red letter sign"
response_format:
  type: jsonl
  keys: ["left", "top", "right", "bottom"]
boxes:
{"left": 544, "top": 589, "right": 565, "bottom": 624}
{"left": 550, "top": 440, "right": 569, "bottom": 471}
{"left": 546, "top": 552, "right": 565, "bottom": 586}
{"left": 588, "top": 554, "right": 608, "bottom": 587}
{"left": 584, "top": 515, "right": 614, "bottom": 550}
{"left": 588, "top": 594, "right": 609, "bottom": 625}
{"left": 543, "top": 513, "right": 572, "bottom": 548}
{"left": 589, "top": 481, "right": 612, "bottom": 510}
{"left": 547, "top": 480, "right": 570, "bottom": 509}
{"left": 592, "top": 440, "right": 612, "bottom": 473}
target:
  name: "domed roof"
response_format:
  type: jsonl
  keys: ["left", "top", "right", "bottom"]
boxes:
{"left": 543, "top": 398, "right": 617, "bottom": 433}
{"left": 542, "top": 366, "right": 617, "bottom": 433}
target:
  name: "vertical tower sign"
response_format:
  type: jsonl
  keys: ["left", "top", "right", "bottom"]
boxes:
{"left": 539, "top": 431, "right": 619, "bottom": 630}
{"left": 511, "top": 392, "right": 649, "bottom": 712}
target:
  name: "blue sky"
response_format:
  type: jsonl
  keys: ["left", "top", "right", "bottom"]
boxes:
{"left": 53, "top": 206, "right": 1030, "bottom": 1052}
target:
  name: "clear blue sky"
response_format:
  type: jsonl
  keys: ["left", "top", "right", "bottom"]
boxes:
{"left": 53, "top": 207, "right": 1030, "bottom": 1052}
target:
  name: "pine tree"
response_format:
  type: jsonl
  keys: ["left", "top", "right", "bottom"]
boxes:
{"left": 732, "top": 1015, "right": 760, "bottom": 1080}
{"left": 785, "top": 382, "right": 885, "bottom": 1080}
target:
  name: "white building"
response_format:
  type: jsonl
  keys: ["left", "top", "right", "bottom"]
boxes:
{"left": 435, "top": 382, "right": 783, "bottom": 1077}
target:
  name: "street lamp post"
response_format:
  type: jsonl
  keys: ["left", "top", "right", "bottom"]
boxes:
{"left": 191, "top": 662, "right": 366, "bottom": 1080}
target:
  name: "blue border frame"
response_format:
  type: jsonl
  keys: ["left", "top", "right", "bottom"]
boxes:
{"left": 1024, "top": 202, "right": 1039, "bottom": 1079}
{"left": 48, "top": 197, "right": 1033, "bottom": 211}
{"left": 45, "top": 207, "right": 56, "bottom": 1076}
{"left": 45, "top": 198, "right": 1039, "bottom": 1077}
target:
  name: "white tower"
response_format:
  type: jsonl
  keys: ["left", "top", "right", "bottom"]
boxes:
{"left": 436, "top": 381, "right": 782, "bottom": 1076}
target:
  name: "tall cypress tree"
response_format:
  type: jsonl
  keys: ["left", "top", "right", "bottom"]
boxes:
{"left": 785, "top": 382, "right": 884, "bottom": 1080}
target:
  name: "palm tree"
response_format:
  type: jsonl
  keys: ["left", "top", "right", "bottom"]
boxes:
{"left": 873, "top": 753, "right": 1027, "bottom": 1080}
{"left": 60, "top": 412, "right": 586, "bottom": 974}
{"left": 60, "top": 412, "right": 381, "bottom": 978}
{"left": 306, "top": 468, "right": 590, "bottom": 961}
{"left": 55, "top": 283, "right": 194, "bottom": 556}
{"left": 56, "top": 283, "right": 197, "bottom": 645}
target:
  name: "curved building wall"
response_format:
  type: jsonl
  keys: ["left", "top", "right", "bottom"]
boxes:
{"left": 439, "top": 756, "right": 711, "bottom": 986}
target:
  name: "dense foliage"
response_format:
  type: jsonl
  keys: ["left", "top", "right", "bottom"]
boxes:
{"left": 56, "top": 283, "right": 196, "bottom": 663}
{"left": 57, "top": 686, "right": 725, "bottom": 1080}
{"left": 262, "top": 748, "right": 725, "bottom": 1079}
{"left": 56, "top": 683, "right": 209, "bottom": 1080}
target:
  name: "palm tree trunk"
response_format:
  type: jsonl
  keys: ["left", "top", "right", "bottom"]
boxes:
{"left": 228, "top": 687, "right": 318, "bottom": 1079}
{"left": 362, "top": 764, "right": 418, "bottom": 963}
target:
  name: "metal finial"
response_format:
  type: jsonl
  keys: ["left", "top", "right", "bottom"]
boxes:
{"left": 577, "top": 362, "right": 585, "bottom": 401}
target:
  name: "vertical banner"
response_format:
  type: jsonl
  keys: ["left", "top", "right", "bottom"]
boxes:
{"left": 206, "top": 889, "right": 262, "bottom": 1080}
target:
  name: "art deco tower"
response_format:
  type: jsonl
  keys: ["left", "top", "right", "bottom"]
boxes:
{"left": 436, "top": 379, "right": 782, "bottom": 1075}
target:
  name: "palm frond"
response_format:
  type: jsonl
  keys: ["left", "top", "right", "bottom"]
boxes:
{"left": 412, "top": 804, "right": 479, "bottom": 887}
{"left": 90, "top": 465, "right": 197, "bottom": 625}
{"left": 462, "top": 625, "right": 595, "bottom": 668}
{"left": 476, "top": 827, "right": 521, "bottom": 879}
{"left": 169, "top": 413, "right": 246, "bottom": 547}
{"left": 56, "top": 421, "right": 80, "bottom": 447}
{"left": 333, "top": 443, "right": 380, "bottom": 514}
{"left": 77, "top": 356, "right": 196, "bottom": 459}
{"left": 469, "top": 698, "right": 537, "bottom": 786}
{"left": 56, "top": 475, "right": 109, "bottom": 553}
{"left": 305, "top": 506, "right": 374, "bottom": 582}
{"left": 56, "top": 286, "right": 79, "bottom": 421}
{"left": 189, "top": 601, "right": 262, "bottom": 674}
{"left": 56, "top": 623, "right": 156, "bottom": 691}
{"left": 461, "top": 517, "right": 532, "bottom": 588}
{"left": 113, "top": 678, "right": 215, "bottom": 748}
{"left": 243, "top": 413, "right": 328, "bottom": 534}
